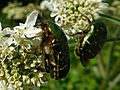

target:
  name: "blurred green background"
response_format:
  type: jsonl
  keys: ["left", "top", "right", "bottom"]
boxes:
{"left": 0, "top": 0, "right": 120, "bottom": 90}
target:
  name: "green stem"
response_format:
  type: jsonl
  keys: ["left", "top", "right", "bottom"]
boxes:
{"left": 99, "top": 13, "right": 120, "bottom": 25}
{"left": 97, "top": 52, "right": 108, "bottom": 90}
{"left": 108, "top": 29, "right": 120, "bottom": 69}
{"left": 69, "top": 37, "right": 120, "bottom": 48}
{"left": 107, "top": 74, "right": 120, "bottom": 90}
{"left": 108, "top": 41, "right": 115, "bottom": 71}
{"left": 106, "top": 38, "right": 120, "bottom": 42}
{"left": 106, "top": 29, "right": 120, "bottom": 90}
{"left": 97, "top": 53, "right": 107, "bottom": 79}
{"left": 99, "top": 80, "right": 108, "bottom": 90}
{"left": 109, "top": 58, "right": 120, "bottom": 80}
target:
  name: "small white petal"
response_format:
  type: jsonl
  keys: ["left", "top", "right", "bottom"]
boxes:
{"left": 2, "top": 28, "right": 14, "bottom": 36}
{"left": 50, "top": 12, "right": 58, "bottom": 17}
{"left": 40, "top": 0, "right": 49, "bottom": 9}
{"left": 4, "top": 37, "right": 17, "bottom": 46}
{"left": 99, "top": 2, "right": 109, "bottom": 9}
{"left": 0, "top": 80, "right": 6, "bottom": 88}
{"left": 24, "top": 11, "right": 38, "bottom": 29}
{"left": 24, "top": 28, "right": 42, "bottom": 38}
{"left": 0, "top": 23, "right": 2, "bottom": 31}
{"left": 7, "top": 84, "right": 15, "bottom": 90}
{"left": 40, "top": 0, "right": 53, "bottom": 11}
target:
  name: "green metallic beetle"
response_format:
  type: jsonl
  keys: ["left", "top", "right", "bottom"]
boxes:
{"left": 41, "top": 21, "right": 70, "bottom": 80}
{"left": 75, "top": 19, "right": 107, "bottom": 66}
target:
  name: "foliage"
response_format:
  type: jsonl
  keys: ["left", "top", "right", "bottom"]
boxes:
{"left": 0, "top": 0, "right": 120, "bottom": 90}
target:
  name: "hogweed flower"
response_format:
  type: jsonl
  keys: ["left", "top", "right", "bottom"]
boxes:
{"left": 50, "top": 0, "right": 108, "bottom": 36}
{"left": 0, "top": 11, "right": 46, "bottom": 90}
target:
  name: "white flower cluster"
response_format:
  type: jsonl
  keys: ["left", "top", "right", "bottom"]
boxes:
{"left": 50, "top": 0, "right": 108, "bottom": 35}
{"left": 0, "top": 11, "right": 45, "bottom": 90}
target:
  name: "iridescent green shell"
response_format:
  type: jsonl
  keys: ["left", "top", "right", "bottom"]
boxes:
{"left": 75, "top": 20, "right": 107, "bottom": 66}
{"left": 44, "top": 22, "right": 70, "bottom": 80}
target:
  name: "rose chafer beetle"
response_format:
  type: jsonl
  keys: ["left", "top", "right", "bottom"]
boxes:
{"left": 75, "top": 19, "right": 107, "bottom": 66}
{"left": 41, "top": 21, "right": 70, "bottom": 80}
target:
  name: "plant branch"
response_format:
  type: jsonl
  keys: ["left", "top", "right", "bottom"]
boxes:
{"left": 107, "top": 73, "right": 120, "bottom": 90}
{"left": 97, "top": 52, "right": 107, "bottom": 79}
{"left": 99, "top": 13, "right": 120, "bottom": 25}
{"left": 106, "top": 37, "right": 120, "bottom": 42}
{"left": 108, "top": 28, "right": 120, "bottom": 69}
{"left": 97, "top": 51, "right": 108, "bottom": 90}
